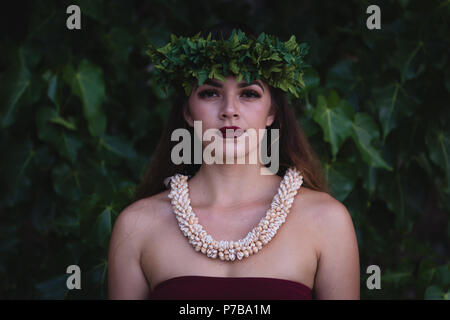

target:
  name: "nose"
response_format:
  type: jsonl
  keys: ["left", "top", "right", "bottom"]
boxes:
{"left": 220, "top": 96, "right": 240, "bottom": 119}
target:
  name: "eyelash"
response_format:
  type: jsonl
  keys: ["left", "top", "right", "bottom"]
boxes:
{"left": 198, "top": 89, "right": 261, "bottom": 99}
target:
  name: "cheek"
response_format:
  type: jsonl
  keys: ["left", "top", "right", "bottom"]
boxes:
{"left": 187, "top": 101, "right": 219, "bottom": 138}
{"left": 188, "top": 98, "right": 215, "bottom": 120}
{"left": 190, "top": 107, "right": 218, "bottom": 132}
{"left": 243, "top": 103, "right": 272, "bottom": 127}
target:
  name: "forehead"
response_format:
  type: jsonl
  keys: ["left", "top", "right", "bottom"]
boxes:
{"left": 197, "top": 77, "right": 267, "bottom": 91}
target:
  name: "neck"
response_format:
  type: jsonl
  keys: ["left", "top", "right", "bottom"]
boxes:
{"left": 188, "top": 164, "right": 281, "bottom": 208}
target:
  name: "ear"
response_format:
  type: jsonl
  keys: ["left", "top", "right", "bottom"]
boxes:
{"left": 266, "top": 115, "right": 275, "bottom": 127}
{"left": 183, "top": 102, "right": 194, "bottom": 127}
{"left": 266, "top": 111, "right": 275, "bottom": 127}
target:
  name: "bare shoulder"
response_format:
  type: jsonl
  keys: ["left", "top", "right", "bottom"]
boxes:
{"left": 111, "top": 190, "right": 173, "bottom": 244}
{"left": 293, "top": 188, "right": 360, "bottom": 299}
{"left": 290, "top": 186, "right": 357, "bottom": 254}
{"left": 108, "top": 191, "right": 172, "bottom": 299}
{"left": 293, "top": 186, "right": 353, "bottom": 228}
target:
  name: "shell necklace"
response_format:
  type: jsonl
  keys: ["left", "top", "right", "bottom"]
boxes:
{"left": 168, "top": 167, "right": 304, "bottom": 261}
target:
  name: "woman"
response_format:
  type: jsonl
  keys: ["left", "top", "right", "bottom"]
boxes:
{"left": 107, "top": 22, "right": 360, "bottom": 300}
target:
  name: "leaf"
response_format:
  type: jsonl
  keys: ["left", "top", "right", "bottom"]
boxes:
{"left": 197, "top": 69, "right": 208, "bottom": 85}
{"left": 373, "top": 84, "right": 413, "bottom": 142}
{"left": 43, "top": 71, "right": 63, "bottom": 108}
{"left": 35, "top": 274, "right": 69, "bottom": 300}
{"left": 351, "top": 113, "right": 393, "bottom": 171}
{"left": 36, "top": 107, "right": 82, "bottom": 163}
{"left": 324, "top": 160, "right": 358, "bottom": 201}
{"left": 312, "top": 94, "right": 353, "bottom": 160}
{"left": 325, "top": 60, "right": 355, "bottom": 95}
{"left": 377, "top": 170, "right": 412, "bottom": 232}
{"left": 418, "top": 258, "right": 437, "bottom": 285}
{"left": 85, "top": 261, "right": 108, "bottom": 291}
{"left": 78, "top": 0, "right": 105, "bottom": 22}
{"left": 425, "top": 128, "right": 450, "bottom": 193}
{"left": 0, "top": 137, "right": 33, "bottom": 207}
{"left": 424, "top": 285, "right": 444, "bottom": 300}
{"left": 99, "top": 134, "right": 137, "bottom": 160}
{"left": 229, "top": 60, "right": 239, "bottom": 74}
{"left": 50, "top": 116, "right": 77, "bottom": 131}
{"left": 52, "top": 163, "right": 81, "bottom": 201}
{"left": 104, "top": 27, "right": 133, "bottom": 63}
{"left": 362, "top": 166, "right": 378, "bottom": 198}
{"left": 78, "top": 194, "right": 104, "bottom": 242}
{"left": 0, "top": 46, "right": 31, "bottom": 129}
{"left": 95, "top": 207, "right": 112, "bottom": 248}
{"left": 391, "top": 40, "right": 425, "bottom": 83}
{"left": 303, "top": 68, "right": 320, "bottom": 91}
{"left": 54, "top": 210, "right": 79, "bottom": 232}
{"left": 284, "top": 35, "right": 297, "bottom": 51}
{"left": 63, "top": 60, "right": 106, "bottom": 137}
{"left": 435, "top": 264, "right": 450, "bottom": 287}
{"left": 262, "top": 53, "right": 283, "bottom": 62}
{"left": 382, "top": 271, "right": 412, "bottom": 286}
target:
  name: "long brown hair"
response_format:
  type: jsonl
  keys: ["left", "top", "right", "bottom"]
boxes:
{"left": 133, "top": 22, "right": 330, "bottom": 202}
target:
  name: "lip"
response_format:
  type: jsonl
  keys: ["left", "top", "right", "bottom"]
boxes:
{"left": 219, "top": 126, "right": 245, "bottom": 138}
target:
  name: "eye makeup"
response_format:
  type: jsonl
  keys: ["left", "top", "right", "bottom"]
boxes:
{"left": 197, "top": 88, "right": 261, "bottom": 99}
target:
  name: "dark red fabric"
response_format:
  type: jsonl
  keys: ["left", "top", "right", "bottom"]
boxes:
{"left": 149, "top": 276, "right": 312, "bottom": 300}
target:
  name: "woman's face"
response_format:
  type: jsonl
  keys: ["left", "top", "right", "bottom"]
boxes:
{"left": 185, "top": 75, "right": 274, "bottom": 163}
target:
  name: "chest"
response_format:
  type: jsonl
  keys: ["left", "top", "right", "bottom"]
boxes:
{"left": 141, "top": 201, "right": 319, "bottom": 291}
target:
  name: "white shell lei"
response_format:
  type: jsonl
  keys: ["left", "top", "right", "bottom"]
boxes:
{"left": 168, "top": 167, "right": 304, "bottom": 261}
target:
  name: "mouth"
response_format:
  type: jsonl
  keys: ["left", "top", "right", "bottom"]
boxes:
{"left": 219, "top": 126, "right": 245, "bottom": 138}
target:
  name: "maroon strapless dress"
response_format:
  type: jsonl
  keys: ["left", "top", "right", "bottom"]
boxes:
{"left": 149, "top": 276, "right": 313, "bottom": 300}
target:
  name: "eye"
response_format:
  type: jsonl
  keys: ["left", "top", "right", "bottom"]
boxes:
{"left": 241, "top": 90, "right": 261, "bottom": 98}
{"left": 198, "top": 89, "right": 218, "bottom": 98}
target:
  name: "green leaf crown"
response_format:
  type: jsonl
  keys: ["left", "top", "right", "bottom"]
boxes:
{"left": 146, "top": 28, "right": 310, "bottom": 98}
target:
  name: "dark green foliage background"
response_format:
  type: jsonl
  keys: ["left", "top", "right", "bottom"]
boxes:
{"left": 1, "top": 0, "right": 448, "bottom": 299}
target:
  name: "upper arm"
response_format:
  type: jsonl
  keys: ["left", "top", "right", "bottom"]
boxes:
{"left": 107, "top": 205, "right": 151, "bottom": 299}
{"left": 312, "top": 199, "right": 360, "bottom": 300}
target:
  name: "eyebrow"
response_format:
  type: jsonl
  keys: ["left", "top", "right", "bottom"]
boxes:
{"left": 203, "top": 79, "right": 265, "bottom": 92}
